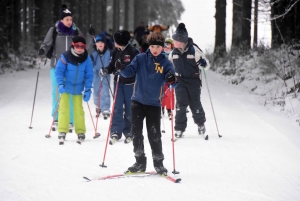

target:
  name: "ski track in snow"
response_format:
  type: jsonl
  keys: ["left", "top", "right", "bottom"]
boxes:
{"left": 0, "top": 64, "right": 300, "bottom": 201}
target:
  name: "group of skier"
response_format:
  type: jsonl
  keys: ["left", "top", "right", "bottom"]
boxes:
{"left": 38, "top": 5, "right": 209, "bottom": 174}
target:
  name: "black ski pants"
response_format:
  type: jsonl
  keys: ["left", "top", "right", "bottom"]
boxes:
{"left": 175, "top": 78, "right": 206, "bottom": 131}
{"left": 131, "top": 100, "right": 164, "bottom": 161}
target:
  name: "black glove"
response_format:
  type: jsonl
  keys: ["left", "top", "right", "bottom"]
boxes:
{"left": 167, "top": 25, "right": 170, "bottom": 29}
{"left": 88, "top": 26, "right": 95, "bottom": 36}
{"left": 100, "top": 68, "right": 108, "bottom": 76}
{"left": 115, "top": 58, "right": 126, "bottom": 70}
{"left": 199, "top": 57, "right": 207, "bottom": 67}
{"left": 165, "top": 70, "right": 176, "bottom": 84}
{"left": 38, "top": 48, "right": 44, "bottom": 56}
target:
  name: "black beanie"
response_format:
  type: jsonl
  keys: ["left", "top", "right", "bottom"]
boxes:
{"left": 172, "top": 23, "right": 188, "bottom": 43}
{"left": 72, "top": 35, "right": 86, "bottom": 44}
{"left": 113, "top": 30, "right": 130, "bottom": 46}
{"left": 60, "top": 4, "right": 72, "bottom": 20}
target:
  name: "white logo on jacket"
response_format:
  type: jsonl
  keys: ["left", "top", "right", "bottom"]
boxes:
{"left": 187, "top": 54, "right": 195, "bottom": 59}
{"left": 172, "top": 55, "right": 179, "bottom": 59}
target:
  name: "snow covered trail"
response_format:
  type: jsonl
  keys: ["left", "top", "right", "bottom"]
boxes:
{"left": 0, "top": 64, "right": 299, "bottom": 201}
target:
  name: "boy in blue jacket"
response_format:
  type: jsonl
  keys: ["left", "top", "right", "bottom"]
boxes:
{"left": 55, "top": 36, "right": 93, "bottom": 144}
{"left": 119, "top": 32, "right": 177, "bottom": 174}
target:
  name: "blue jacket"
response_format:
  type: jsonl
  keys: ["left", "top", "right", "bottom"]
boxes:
{"left": 55, "top": 50, "right": 93, "bottom": 95}
{"left": 91, "top": 49, "right": 111, "bottom": 74}
{"left": 120, "top": 49, "right": 177, "bottom": 107}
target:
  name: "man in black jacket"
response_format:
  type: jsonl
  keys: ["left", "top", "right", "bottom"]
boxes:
{"left": 102, "top": 30, "right": 139, "bottom": 144}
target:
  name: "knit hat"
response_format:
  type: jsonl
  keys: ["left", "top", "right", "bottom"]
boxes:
{"left": 60, "top": 5, "right": 72, "bottom": 20}
{"left": 95, "top": 34, "right": 106, "bottom": 43}
{"left": 113, "top": 30, "right": 130, "bottom": 46}
{"left": 165, "top": 38, "right": 173, "bottom": 44}
{"left": 72, "top": 35, "right": 86, "bottom": 44}
{"left": 172, "top": 23, "right": 188, "bottom": 43}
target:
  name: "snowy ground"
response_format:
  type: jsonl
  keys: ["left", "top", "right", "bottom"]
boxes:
{"left": 0, "top": 62, "right": 300, "bottom": 201}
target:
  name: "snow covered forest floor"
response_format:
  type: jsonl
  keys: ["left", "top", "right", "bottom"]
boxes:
{"left": 0, "top": 59, "right": 300, "bottom": 201}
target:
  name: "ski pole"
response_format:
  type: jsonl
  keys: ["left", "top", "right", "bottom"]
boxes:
{"left": 45, "top": 96, "right": 61, "bottom": 138}
{"left": 201, "top": 66, "right": 222, "bottom": 138}
{"left": 100, "top": 75, "right": 120, "bottom": 168}
{"left": 160, "top": 89, "right": 166, "bottom": 133}
{"left": 93, "top": 77, "right": 103, "bottom": 139}
{"left": 86, "top": 102, "right": 96, "bottom": 130}
{"left": 29, "top": 58, "right": 41, "bottom": 129}
{"left": 170, "top": 85, "right": 179, "bottom": 174}
{"left": 161, "top": 105, "right": 166, "bottom": 133}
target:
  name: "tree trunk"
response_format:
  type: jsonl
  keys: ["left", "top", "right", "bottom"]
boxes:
{"left": 241, "top": 0, "right": 251, "bottom": 49}
{"left": 232, "top": 0, "right": 243, "bottom": 47}
{"left": 253, "top": 0, "right": 258, "bottom": 48}
{"left": 12, "top": 0, "right": 21, "bottom": 53}
{"left": 113, "top": 0, "right": 120, "bottom": 32}
{"left": 101, "top": 0, "right": 107, "bottom": 31}
{"left": 22, "top": 0, "right": 27, "bottom": 42}
{"left": 214, "top": 0, "right": 226, "bottom": 57}
{"left": 124, "top": 0, "right": 129, "bottom": 30}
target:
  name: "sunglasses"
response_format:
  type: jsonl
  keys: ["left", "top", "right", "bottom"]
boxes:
{"left": 73, "top": 43, "right": 86, "bottom": 49}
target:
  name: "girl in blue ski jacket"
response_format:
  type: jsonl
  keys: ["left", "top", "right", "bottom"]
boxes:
{"left": 55, "top": 36, "right": 93, "bottom": 142}
{"left": 91, "top": 34, "right": 111, "bottom": 119}
{"left": 119, "top": 32, "right": 177, "bottom": 174}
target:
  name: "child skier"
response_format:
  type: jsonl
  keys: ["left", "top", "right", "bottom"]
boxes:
{"left": 101, "top": 30, "right": 139, "bottom": 144}
{"left": 55, "top": 36, "right": 93, "bottom": 144}
{"left": 118, "top": 32, "right": 177, "bottom": 174}
{"left": 91, "top": 34, "right": 111, "bottom": 120}
{"left": 169, "top": 23, "right": 209, "bottom": 139}
{"left": 161, "top": 38, "right": 175, "bottom": 119}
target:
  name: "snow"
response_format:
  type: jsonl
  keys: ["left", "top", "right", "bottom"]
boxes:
{"left": 0, "top": 62, "right": 300, "bottom": 201}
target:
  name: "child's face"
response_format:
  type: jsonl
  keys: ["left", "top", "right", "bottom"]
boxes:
{"left": 149, "top": 45, "right": 163, "bottom": 57}
{"left": 73, "top": 42, "right": 86, "bottom": 54}
{"left": 96, "top": 41, "right": 105, "bottom": 51}
{"left": 173, "top": 40, "right": 186, "bottom": 50}
{"left": 61, "top": 16, "right": 73, "bottom": 28}
{"left": 164, "top": 43, "right": 172, "bottom": 53}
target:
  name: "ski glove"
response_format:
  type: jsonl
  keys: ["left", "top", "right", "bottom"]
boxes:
{"left": 165, "top": 70, "right": 176, "bottom": 84}
{"left": 83, "top": 90, "right": 92, "bottom": 102}
{"left": 115, "top": 58, "right": 126, "bottom": 70}
{"left": 38, "top": 48, "right": 44, "bottom": 56}
{"left": 58, "top": 85, "right": 65, "bottom": 94}
{"left": 99, "top": 68, "right": 108, "bottom": 76}
{"left": 199, "top": 58, "right": 207, "bottom": 67}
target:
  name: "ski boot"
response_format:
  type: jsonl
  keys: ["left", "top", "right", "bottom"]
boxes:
{"left": 95, "top": 108, "right": 101, "bottom": 118}
{"left": 58, "top": 132, "right": 66, "bottom": 145}
{"left": 69, "top": 123, "right": 74, "bottom": 133}
{"left": 198, "top": 125, "right": 206, "bottom": 135}
{"left": 154, "top": 159, "right": 168, "bottom": 175}
{"left": 102, "top": 110, "right": 110, "bottom": 120}
{"left": 52, "top": 120, "right": 58, "bottom": 131}
{"left": 167, "top": 109, "right": 171, "bottom": 120}
{"left": 126, "top": 156, "right": 147, "bottom": 173}
{"left": 198, "top": 124, "right": 208, "bottom": 140}
{"left": 77, "top": 133, "right": 85, "bottom": 144}
{"left": 124, "top": 135, "right": 132, "bottom": 144}
{"left": 109, "top": 133, "right": 119, "bottom": 145}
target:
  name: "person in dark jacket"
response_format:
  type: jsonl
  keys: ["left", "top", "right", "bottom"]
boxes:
{"left": 119, "top": 32, "right": 177, "bottom": 174}
{"left": 101, "top": 30, "right": 139, "bottom": 144}
{"left": 38, "top": 5, "right": 82, "bottom": 132}
{"left": 55, "top": 36, "right": 93, "bottom": 143}
{"left": 169, "top": 23, "right": 210, "bottom": 139}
